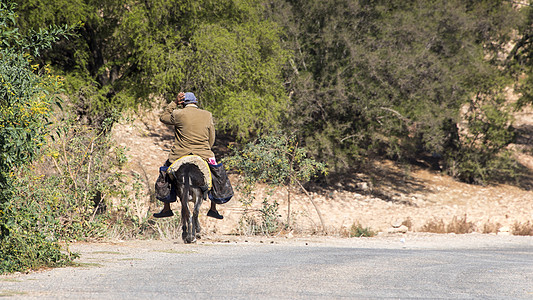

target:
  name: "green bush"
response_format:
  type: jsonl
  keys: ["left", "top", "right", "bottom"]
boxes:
{"left": 443, "top": 95, "right": 516, "bottom": 184}
{"left": 0, "top": 113, "right": 137, "bottom": 274}
{"left": 0, "top": 185, "right": 77, "bottom": 273}
{"left": 0, "top": 2, "right": 81, "bottom": 273}
{"left": 348, "top": 223, "right": 376, "bottom": 238}
{"left": 225, "top": 132, "right": 327, "bottom": 234}
{"left": 225, "top": 132, "right": 327, "bottom": 186}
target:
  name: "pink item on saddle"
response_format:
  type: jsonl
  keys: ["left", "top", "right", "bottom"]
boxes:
{"left": 208, "top": 157, "right": 217, "bottom": 165}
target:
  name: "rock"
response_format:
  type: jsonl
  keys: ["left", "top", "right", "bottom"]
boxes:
{"left": 391, "top": 220, "right": 403, "bottom": 228}
{"left": 498, "top": 226, "right": 511, "bottom": 236}
{"left": 387, "top": 225, "right": 408, "bottom": 234}
{"left": 499, "top": 226, "right": 510, "bottom": 232}
{"left": 356, "top": 182, "right": 371, "bottom": 191}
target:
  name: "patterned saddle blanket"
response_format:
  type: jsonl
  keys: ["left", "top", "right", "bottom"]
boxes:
{"left": 167, "top": 155, "right": 212, "bottom": 190}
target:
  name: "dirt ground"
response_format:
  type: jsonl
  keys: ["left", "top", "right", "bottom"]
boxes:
{"left": 110, "top": 103, "right": 533, "bottom": 237}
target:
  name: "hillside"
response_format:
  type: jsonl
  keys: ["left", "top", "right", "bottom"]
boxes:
{"left": 110, "top": 103, "right": 533, "bottom": 237}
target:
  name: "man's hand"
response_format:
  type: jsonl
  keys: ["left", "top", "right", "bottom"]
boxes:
{"left": 176, "top": 92, "right": 185, "bottom": 106}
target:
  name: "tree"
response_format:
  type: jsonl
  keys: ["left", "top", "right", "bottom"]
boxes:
{"left": 269, "top": 0, "right": 520, "bottom": 182}
{"left": 15, "top": 0, "right": 290, "bottom": 138}
{"left": 506, "top": 1, "right": 533, "bottom": 108}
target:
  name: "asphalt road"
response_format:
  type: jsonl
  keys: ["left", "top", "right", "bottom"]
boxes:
{"left": 1, "top": 234, "right": 532, "bottom": 299}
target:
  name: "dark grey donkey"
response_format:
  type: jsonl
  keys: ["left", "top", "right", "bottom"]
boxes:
{"left": 174, "top": 163, "right": 209, "bottom": 244}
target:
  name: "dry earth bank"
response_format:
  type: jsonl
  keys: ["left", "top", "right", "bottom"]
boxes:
{"left": 110, "top": 103, "right": 533, "bottom": 237}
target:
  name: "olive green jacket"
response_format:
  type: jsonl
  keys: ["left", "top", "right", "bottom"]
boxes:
{"left": 160, "top": 102, "right": 215, "bottom": 162}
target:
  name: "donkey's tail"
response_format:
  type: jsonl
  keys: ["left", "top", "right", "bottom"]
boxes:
{"left": 183, "top": 167, "right": 191, "bottom": 203}
{"left": 179, "top": 166, "right": 192, "bottom": 227}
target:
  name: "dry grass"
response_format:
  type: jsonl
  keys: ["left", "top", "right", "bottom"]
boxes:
{"left": 421, "top": 218, "right": 446, "bottom": 233}
{"left": 402, "top": 217, "right": 413, "bottom": 230}
{"left": 512, "top": 221, "right": 533, "bottom": 236}
{"left": 481, "top": 220, "right": 502, "bottom": 234}
{"left": 447, "top": 215, "right": 476, "bottom": 234}
{"left": 421, "top": 215, "right": 475, "bottom": 234}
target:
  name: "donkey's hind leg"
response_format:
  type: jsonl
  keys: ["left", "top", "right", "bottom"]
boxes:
{"left": 192, "top": 189, "right": 204, "bottom": 239}
{"left": 180, "top": 172, "right": 194, "bottom": 243}
{"left": 180, "top": 196, "right": 191, "bottom": 243}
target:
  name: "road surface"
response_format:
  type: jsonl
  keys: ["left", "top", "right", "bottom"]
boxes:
{"left": 1, "top": 233, "right": 532, "bottom": 299}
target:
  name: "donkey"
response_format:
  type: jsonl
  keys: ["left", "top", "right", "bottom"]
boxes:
{"left": 173, "top": 162, "right": 209, "bottom": 243}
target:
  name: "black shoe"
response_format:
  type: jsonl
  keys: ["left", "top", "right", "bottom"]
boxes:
{"left": 207, "top": 209, "right": 223, "bottom": 220}
{"left": 153, "top": 209, "right": 174, "bottom": 218}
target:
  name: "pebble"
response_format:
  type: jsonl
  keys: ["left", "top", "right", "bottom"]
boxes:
{"left": 387, "top": 225, "right": 408, "bottom": 234}
{"left": 356, "top": 182, "right": 371, "bottom": 191}
{"left": 391, "top": 220, "right": 403, "bottom": 228}
{"left": 498, "top": 226, "right": 511, "bottom": 236}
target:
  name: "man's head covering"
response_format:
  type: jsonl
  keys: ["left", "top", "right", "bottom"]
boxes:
{"left": 183, "top": 92, "right": 197, "bottom": 104}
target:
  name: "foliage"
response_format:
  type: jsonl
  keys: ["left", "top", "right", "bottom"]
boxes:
{"left": 0, "top": 2, "right": 74, "bottom": 192}
{"left": 0, "top": 191, "right": 76, "bottom": 273}
{"left": 15, "top": 0, "right": 290, "bottom": 138}
{"left": 235, "top": 187, "right": 282, "bottom": 236}
{"left": 0, "top": 112, "right": 148, "bottom": 274}
{"left": 37, "top": 117, "right": 127, "bottom": 238}
{"left": 14, "top": 0, "right": 532, "bottom": 184}
{"left": 225, "top": 132, "right": 326, "bottom": 234}
{"left": 0, "top": 1, "right": 80, "bottom": 273}
{"left": 507, "top": 2, "right": 533, "bottom": 108}
{"left": 0, "top": 116, "right": 131, "bottom": 274}
{"left": 225, "top": 132, "right": 327, "bottom": 186}
{"left": 348, "top": 223, "right": 375, "bottom": 238}
{"left": 269, "top": 0, "right": 521, "bottom": 183}
{"left": 443, "top": 94, "right": 516, "bottom": 184}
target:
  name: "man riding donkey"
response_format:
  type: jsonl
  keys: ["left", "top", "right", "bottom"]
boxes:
{"left": 153, "top": 91, "right": 225, "bottom": 219}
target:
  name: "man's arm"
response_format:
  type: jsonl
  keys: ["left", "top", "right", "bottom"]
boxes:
{"left": 160, "top": 101, "right": 177, "bottom": 125}
{"left": 160, "top": 92, "right": 185, "bottom": 125}
{"left": 208, "top": 115, "right": 215, "bottom": 148}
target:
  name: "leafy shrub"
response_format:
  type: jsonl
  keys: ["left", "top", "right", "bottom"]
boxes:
{"left": 32, "top": 117, "right": 127, "bottom": 237}
{"left": 225, "top": 132, "right": 327, "bottom": 234}
{"left": 0, "top": 183, "right": 78, "bottom": 274}
{"left": 225, "top": 132, "right": 327, "bottom": 186}
{"left": 348, "top": 223, "right": 376, "bottom": 238}
{"left": 0, "top": 3, "right": 87, "bottom": 273}
{"left": 271, "top": 0, "right": 520, "bottom": 185}
{"left": 443, "top": 95, "right": 516, "bottom": 184}
{"left": 0, "top": 115, "right": 130, "bottom": 274}
{"left": 236, "top": 194, "right": 282, "bottom": 236}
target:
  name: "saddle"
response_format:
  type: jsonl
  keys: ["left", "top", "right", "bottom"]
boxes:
{"left": 167, "top": 155, "right": 212, "bottom": 191}
{"left": 167, "top": 155, "right": 233, "bottom": 204}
